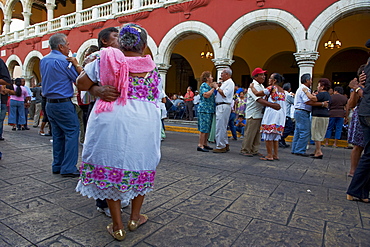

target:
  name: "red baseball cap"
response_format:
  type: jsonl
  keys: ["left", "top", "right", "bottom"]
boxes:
{"left": 251, "top": 67, "right": 267, "bottom": 77}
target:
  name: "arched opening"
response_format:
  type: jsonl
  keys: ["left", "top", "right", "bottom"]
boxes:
{"left": 167, "top": 54, "right": 196, "bottom": 97}
{"left": 165, "top": 33, "right": 215, "bottom": 95}
{"left": 231, "top": 55, "right": 250, "bottom": 88}
{"left": 233, "top": 23, "right": 297, "bottom": 89}
{"left": 323, "top": 49, "right": 368, "bottom": 95}
{"left": 264, "top": 51, "right": 299, "bottom": 92}
{"left": 315, "top": 12, "right": 370, "bottom": 81}
{"left": 8, "top": 60, "right": 21, "bottom": 79}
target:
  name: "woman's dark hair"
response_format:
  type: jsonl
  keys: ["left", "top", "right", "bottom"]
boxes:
{"left": 14, "top": 78, "right": 22, "bottom": 97}
{"left": 271, "top": 73, "right": 284, "bottom": 84}
{"left": 334, "top": 86, "right": 344, "bottom": 94}
{"left": 98, "top": 27, "right": 119, "bottom": 49}
{"left": 86, "top": 45, "right": 99, "bottom": 56}
{"left": 318, "top": 78, "right": 331, "bottom": 91}
{"left": 357, "top": 64, "right": 366, "bottom": 77}
{"left": 119, "top": 23, "right": 147, "bottom": 53}
{"left": 200, "top": 71, "right": 211, "bottom": 82}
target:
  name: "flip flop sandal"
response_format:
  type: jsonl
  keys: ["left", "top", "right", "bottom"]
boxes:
{"left": 260, "top": 157, "right": 274, "bottom": 161}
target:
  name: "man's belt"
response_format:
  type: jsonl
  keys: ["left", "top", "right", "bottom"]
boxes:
{"left": 296, "top": 108, "right": 310, "bottom": 113}
{"left": 47, "top": 98, "right": 71, "bottom": 103}
{"left": 216, "top": 102, "right": 231, "bottom": 106}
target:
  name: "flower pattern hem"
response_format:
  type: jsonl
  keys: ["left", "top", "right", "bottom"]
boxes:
{"left": 79, "top": 162, "right": 155, "bottom": 193}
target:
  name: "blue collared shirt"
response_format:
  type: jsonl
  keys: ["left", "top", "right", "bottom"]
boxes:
{"left": 40, "top": 50, "right": 78, "bottom": 99}
{"left": 294, "top": 84, "right": 312, "bottom": 112}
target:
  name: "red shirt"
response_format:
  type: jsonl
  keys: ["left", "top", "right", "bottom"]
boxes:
{"left": 184, "top": 91, "right": 194, "bottom": 102}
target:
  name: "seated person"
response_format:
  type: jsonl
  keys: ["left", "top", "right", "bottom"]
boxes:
{"left": 235, "top": 115, "right": 246, "bottom": 137}
{"left": 169, "top": 94, "right": 185, "bottom": 118}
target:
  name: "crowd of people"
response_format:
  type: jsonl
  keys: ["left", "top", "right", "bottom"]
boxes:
{"left": 0, "top": 22, "right": 370, "bottom": 241}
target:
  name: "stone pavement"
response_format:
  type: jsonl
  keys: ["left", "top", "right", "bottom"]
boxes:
{"left": 1, "top": 121, "right": 370, "bottom": 246}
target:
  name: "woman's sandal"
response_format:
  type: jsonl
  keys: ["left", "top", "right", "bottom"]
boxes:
{"left": 260, "top": 156, "right": 274, "bottom": 161}
{"left": 107, "top": 223, "right": 126, "bottom": 241}
{"left": 347, "top": 194, "right": 370, "bottom": 203}
{"left": 128, "top": 214, "right": 148, "bottom": 231}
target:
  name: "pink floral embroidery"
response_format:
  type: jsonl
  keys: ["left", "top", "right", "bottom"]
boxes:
{"left": 79, "top": 163, "right": 156, "bottom": 193}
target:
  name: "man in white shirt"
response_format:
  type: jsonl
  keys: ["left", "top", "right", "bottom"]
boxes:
{"left": 193, "top": 90, "right": 200, "bottom": 118}
{"left": 213, "top": 68, "right": 235, "bottom": 153}
{"left": 240, "top": 68, "right": 281, "bottom": 157}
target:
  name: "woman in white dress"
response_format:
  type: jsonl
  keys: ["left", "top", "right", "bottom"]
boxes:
{"left": 250, "top": 73, "right": 286, "bottom": 161}
{"left": 75, "top": 23, "right": 161, "bottom": 241}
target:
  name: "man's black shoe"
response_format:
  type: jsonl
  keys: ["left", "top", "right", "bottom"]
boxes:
{"left": 295, "top": 153, "right": 310, "bottom": 157}
{"left": 0, "top": 137, "right": 4, "bottom": 141}
{"left": 61, "top": 172, "right": 80, "bottom": 178}
{"left": 52, "top": 171, "right": 60, "bottom": 174}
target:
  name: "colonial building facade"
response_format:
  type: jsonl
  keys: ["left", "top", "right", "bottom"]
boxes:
{"left": 0, "top": 0, "right": 369, "bottom": 94}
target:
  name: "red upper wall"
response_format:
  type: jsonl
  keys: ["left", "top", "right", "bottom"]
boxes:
{"left": 1, "top": 0, "right": 339, "bottom": 61}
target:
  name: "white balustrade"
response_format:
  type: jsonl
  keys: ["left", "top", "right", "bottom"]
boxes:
{"left": 98, "top": 2, "right": 113, "bottom": 18}
{"left": 118, "top": 0, "right": 134, "bottom": 12}
{"left": 0, "top": 0, "right": 187, "bottom": 46}
{"left": 80, "top": 9, "right": 93, "bottom": 22}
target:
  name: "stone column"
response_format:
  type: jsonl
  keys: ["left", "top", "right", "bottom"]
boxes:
{"left": 45, "top": 1, "right": 56, "bottom": 31}
{"left": 3, "top": 18, "right": 11, "bottom": 42}
{"left": 294, "top": 51, "right": 319, "bottom": 78}
{"left": 133, "top": 0, "right": 141, "bottom": 9}
{"left": 22, "top": 12, "right": 32, "bottom": 36}
{"left": 3, "top": 18, "right": 11, "bottom": 34}
{"left": 75, "top": 0, "right": 83, "bottom": 23}
{"left": 212, "top": 58, "right": 234, "bottom": 80}
{"left": 157, "top": 63, "right": 171, "bottom": 92}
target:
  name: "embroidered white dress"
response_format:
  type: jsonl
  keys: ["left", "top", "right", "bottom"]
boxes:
{"left": 260, "top": 86, "right": 286, "bottom": 141}
{"left": 76, "top": 52, "right": 161, "bottom": 201}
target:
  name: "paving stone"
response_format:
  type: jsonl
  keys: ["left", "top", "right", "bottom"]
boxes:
{"left": 0, "top": 200, "right": 21, "bottom": 220}
{"left": 223, "top": 176, "right": 280, "bottom": 197}
{"left": 288, "top": 214, "right": 325, "bottom": 233}
{"left": 0, "top": 177, "right": 59, "bottom": 204}
{"left": 0, "top": 222, "right": 32, "bottom": 246}
{"left": 270, "top": 180, "right": 328, "bottom": 204}
{"left": 228, "top": 194, "right": 295, "bottom": 225}
{"left": 213, "top": 211, "right": 253, "bottom": 230}
{"left": 40, "top": 188, "right": 91, "bottom": 210}
{"left": 1, "top": 204, "right": 87, "bottom": 243}
{"left": 233, "top": 219, "right": 322, "bottom": 246}
{"left": 150, "top": 208, "right": 181, "bottom": 225}
{"left": 171, "top": 193, "right": 231, "bottom": 221}
{"left": 36, "top": 235, "right": 84, "bottom": 247}
{"left": 294, "top": 200, "right": 361, "bottom": 227}
{"left": 324, "top": 222, "right": 370, "bottom": 247}
{"left": 144, "top": 214, "right": 241, "bottom": 246}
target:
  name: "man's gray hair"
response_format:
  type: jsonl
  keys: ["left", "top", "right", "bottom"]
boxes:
{"left": 301, "top": 73, "right": 311, "bottom": 84}
{"left": 223, "top": 68, "right": 233, "bottom": 76}
{"left": 49, "top": 33, "right": 67, "bottom": 50}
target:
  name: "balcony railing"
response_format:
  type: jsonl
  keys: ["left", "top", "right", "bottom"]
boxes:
{"left": 0, "top": 0, "right": 190, "bottom": 46}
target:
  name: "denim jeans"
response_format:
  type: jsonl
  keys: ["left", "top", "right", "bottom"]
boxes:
{"left": 325, "top": 117, "right": 344, "bottom": 140}
{"left": 46, "top": 100, "right": 80, "bottom": 174}
{"left": 347, "top": 116, "right": 370, "bottom": 199}
{"left": 235, "top": 125, "right": 244, "bottom": 136}
{"left": 291, "top": 110, "right": 311, "bottom": 154}
{"left": 0, "top": 104, "right": 7, "bottom": 137}
{"left": 228, "top": 112, "right": 237, "bottom": 140}
{"left": 280, "top": 117, "right": 294, "bottom": 145}
{"left": 8, "top": 100, "right": 25, "bottom": 125}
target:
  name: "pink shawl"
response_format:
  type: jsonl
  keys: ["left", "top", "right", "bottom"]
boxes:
{"left": 95, "top": 47, "right": 156, "bottom": 114}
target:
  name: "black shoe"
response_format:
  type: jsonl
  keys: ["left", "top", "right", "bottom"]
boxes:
{"left": 203, "top": 145, "right": 213, "bottom": 150}
{"left": 0, "top": 137, "right": 4, "bottom": 141}
{"left": 44, "top": 133, "right": 52, "bottom": 136}
{"left": 61, "top": 171, "right": 80, "bottom": 177}
{"left": 52, "top": 171, "right": 60, "bottom": 174}
{"left": 295, "top": 153, "right": 310, "bottom": 157}
{"left": 197, "top": 147, "right": 209, "bottom": 152}
{"left": 24, "top": 127, "right": 30, "bottom": 130}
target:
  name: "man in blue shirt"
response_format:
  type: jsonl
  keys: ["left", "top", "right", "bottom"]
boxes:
{"left": 40, "top": 33, "right": 83, "bottom": 177}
